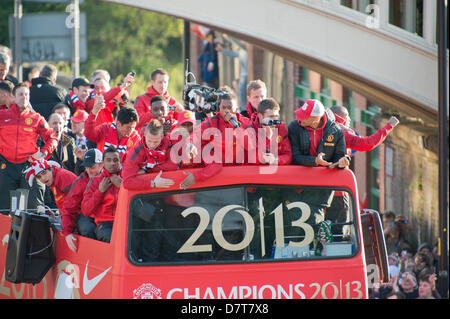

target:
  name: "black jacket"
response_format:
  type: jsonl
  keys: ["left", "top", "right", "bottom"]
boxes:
{"left": 288, "top": 112, "right": 347, "bottom": 167}
{"left": 30, "top": 77, "right": 67, "bottom": 120}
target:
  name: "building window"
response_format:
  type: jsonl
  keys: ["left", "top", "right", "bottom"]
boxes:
{"left": 341, "top": 0, "right": 375, "bottom": 13}
{"left": 389, "top": 0, "right": 424, "bottom": 36}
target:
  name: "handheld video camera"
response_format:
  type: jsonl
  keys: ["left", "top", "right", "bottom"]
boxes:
{"left": 182, "top": 59, "right": 228, "bottom": 114}
{"left": 261, "top": 119, "right": 282, "bottom": 126}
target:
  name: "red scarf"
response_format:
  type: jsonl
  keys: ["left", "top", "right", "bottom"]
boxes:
{"left": 103, "top": 122, "right": 129, "bottom": 157}
{"left": 141, "top": 140, "right": 170, "bottom": 172}
{"left": 69, "top": 91, "right": 87, "bottom": 112}
{"left": 101, "top": 167, "right": 121, "bottom": 178}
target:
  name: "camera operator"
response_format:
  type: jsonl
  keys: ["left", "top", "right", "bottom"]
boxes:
{"left": 250, "top": 98, "right": 292, "bottom": 166}
{"left": 198, "top": 88, "right": 255, "bottom": 165}
{"left": 137, "top": 95, "right": 178, "bottom": 137}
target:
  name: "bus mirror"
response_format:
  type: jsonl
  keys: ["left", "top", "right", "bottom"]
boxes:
{"left": 360, "top": 209, "right": 390, "bottom": 283}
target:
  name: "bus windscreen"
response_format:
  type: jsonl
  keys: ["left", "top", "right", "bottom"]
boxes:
{"left": 127, "top": 186, "right": 359, "bottom": 265}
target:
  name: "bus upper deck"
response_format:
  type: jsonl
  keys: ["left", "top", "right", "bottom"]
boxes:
{"left": 0, "top": 165, "right": 388, "bottom": 299}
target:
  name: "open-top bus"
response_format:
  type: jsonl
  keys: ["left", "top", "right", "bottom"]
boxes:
{"left": 0, "top": 165, "right": 388, "bottom": 299}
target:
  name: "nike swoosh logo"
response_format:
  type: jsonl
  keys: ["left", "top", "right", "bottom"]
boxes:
{"left": 2, "top": 234, "right": 9, "bottom": 246}
{"left": 83, "top": 260, "right": 111, "bottom": 295}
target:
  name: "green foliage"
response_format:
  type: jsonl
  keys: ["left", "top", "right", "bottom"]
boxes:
{"left": 80, "top": 0, "right": 184, "bottom": 101}
{"left": 0, "top": 0, "right": 184, "bottom": 102}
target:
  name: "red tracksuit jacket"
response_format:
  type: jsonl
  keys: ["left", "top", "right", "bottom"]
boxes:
{"left": 0, "top": 103, "right": 58, "bottom": 163}
{"left": 134, "top": 86, "right": 177, "bottom": 120}
{"left": 61, "top": 171, "right": 90, "bottom": 236}
{"left": 334, "top": 115, "right": 394, "bottom": 153}
{"left": 198, "top": 113, "right": 256, "bottom": 165}
{"left": 85, "top": 86, "right": 123, "bottom": 125}
{"left": 82, "top": 169, "right": 120, "bottom": 225}
{"left": 84, "top": 113, "right": 141, "bottom": 162}
{"left": 122, "top": 136, "right": 175, "bottom": 190}
{"left": 250, "top": 117, "right": 292, "bottom": 165}
{"left": 50, "top": 166, "right": 77, "bottom": 218}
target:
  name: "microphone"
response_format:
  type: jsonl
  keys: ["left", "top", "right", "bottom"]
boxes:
{"left": 229, "top": 118, "right": 240, "bottom": 128}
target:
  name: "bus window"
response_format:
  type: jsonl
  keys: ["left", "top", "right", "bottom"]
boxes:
{"left": 127, "top": 186, "right": 359, "bottom": 265}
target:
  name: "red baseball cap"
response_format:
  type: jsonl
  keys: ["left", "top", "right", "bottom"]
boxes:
{"left": 295, "top": 99, "right": 325, "bottom": 121}
{"left": 71, "top": 109, "right": 89, "bottom": 123}
{"left": 177, "top": 110, "right": 196, "bottom": 125}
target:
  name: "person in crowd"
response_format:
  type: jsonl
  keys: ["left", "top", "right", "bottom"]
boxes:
{"left": 398, "top": 271, "right": 419, "bottom": 299}
{"left": 419, "top": 273, "right": 441, "bottom": 299}
{"left": 413, "top": 250, "right": 435, "bottom": 279}
{"left": 134, "top": 68, "right": 181, "bottom": 121}
{"left": 199, "top": 88, "right": 255, "bottom": 166}
{"left": 0, "top": 51, "right": 18, "bottom": 86}
{"left": 62, "top": 149, "right": 103, "bottom": 252}
{"left": 288, "top": 99, "right": 349, "bottom": 168}
{"left": 388, "top": 254, "right": 401, "bottom": 279}
{"left": 398, "top": 248, "right": 415, "bottom": 273}
{"left": 45, "top": 112, "right": 76, "bottom": 173}
{"left": 29, "top": 64, "right": 67, "bottom": 120}
{"left": 81, "top": 146, "right": 122, "bottom": 243}
{"left": 137, "top": 95, "right": 178, "bottom": 136}
{"left": 85, "top": 72, "right": 135, "bottom": 126}
{"left": 326, "top": 107, "right": 399, "bottom": 235}
{"left": 215, "top": 35, "right": 248, "bottom": 109}
{"left": 90, "top": 69, "right": 111, "bottom": 84}
{"left": 385, "top": 220, "right": 413, "bottom": 256}
{"left": 383, "top": 211, "right": 396, "bottom": 238}
{"left": 417, "top": 242, "right": 436, "bottom": 272}
{"left": 52, "top": 103, "right": 71, "bottom": 134}
{"left": 68, "top": 109, "right": 90, "bottom": 149}
{"left": 0, "top": 82, "right": 58, "bottom": 212}
{"left": 198, "top": 31, "right": 219, "bottom": 88}
{"left": 418, "top": 274, "right": 436, "bottom": 299}
{"left": 25, "top": 67, "right": 39, "bottom": 87}
{"left": 330, "top": 105, "right": 399, "bottom": 154}
{"left": 169, "top": 110, "right": 223, "bottom": 190}
{"left": 122, "top": 119, "right": 175, "bottom": 190}
{"left": 240, "top": 80, "right": 267, "bottom": 120}
{"left": 85, "top": 97, "right": 141, "bottom": 162}
{"left": 64, "top": 77, "right": 92, "bottom": 114}
{"left": 250, "top": 98, "right": 292, "bottom": 166}
{"left": 287, "top": 99, "right": 349, "bottom": 225}
{"left": 0, "top": 80, "right": 14, "bottom": 110}
{"left": 67, "top": 109, "right": 95, "bottom": 175}
{"left": 24, "top": 157, "right": 77, "bottom": 218}
{"left": 395, "top": 215, "right": 418, "bottom": 255}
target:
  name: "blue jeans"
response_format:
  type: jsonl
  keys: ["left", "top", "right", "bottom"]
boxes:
{"left": 95, "top": 221, "right": 113, "bottom": 243}
{"left": 76, "top": 213, "right": 96, "bottom": 239}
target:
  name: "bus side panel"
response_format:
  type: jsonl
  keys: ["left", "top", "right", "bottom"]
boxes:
{"left": 119, "top": 256, "right": 368, "bottom": 299}
{"left": 0, "top": 214, "right": 114, "bottom": 299}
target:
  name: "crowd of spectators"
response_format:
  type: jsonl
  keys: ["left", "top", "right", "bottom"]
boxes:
{"left": 369, "top": 211, "right": 443, "bottom": 299}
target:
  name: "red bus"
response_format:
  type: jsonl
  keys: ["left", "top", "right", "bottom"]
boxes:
{"left": 0, "top": 165, "right": 388, "bottom": 299}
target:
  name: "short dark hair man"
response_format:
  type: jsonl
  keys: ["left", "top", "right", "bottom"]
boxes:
{"left": 85, "top": 98, "right": 141, "bottom": 162}
{"left": 81, "top": 146, "right": 122, "bottom": 243}
{"left": 134, "top": 68, "right": 181, "bottom": 121}
{"left": 63, "top": 148, "right": 103, "bottom": 252}
{"left": 0, "top": 80, "right": 13, "bottom": 110}
{"left": 0, "top": 83, "right": 58, "bottom": 212}
{"left": 250, "top": 98, "right": 292, "bottom": 166}
{"left": 29, "top": 64, "right": 67, "bottom": 120}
